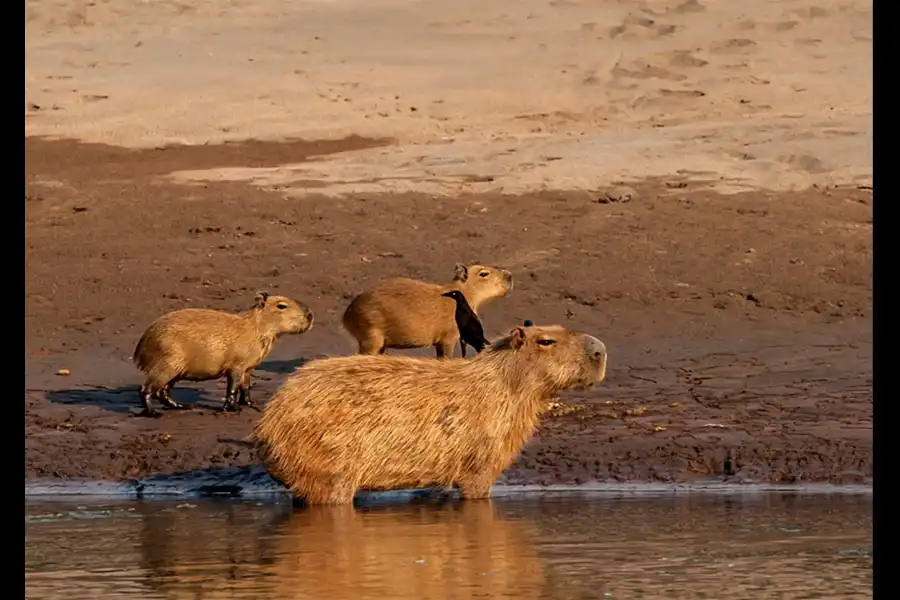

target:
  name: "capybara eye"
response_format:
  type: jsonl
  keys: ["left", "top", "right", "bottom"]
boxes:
{"left": 276, "top": 303, "right": 288, "bottom": 310}
{"left": 479, "top": 271, "right": 490, "bottom": 277}
{"left": 537, "top": 339, "right": 556, "bottom": 346}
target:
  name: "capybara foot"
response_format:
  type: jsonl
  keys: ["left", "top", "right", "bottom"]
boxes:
{"left": 135, "top": 408, "right": 162, "bottom": 419}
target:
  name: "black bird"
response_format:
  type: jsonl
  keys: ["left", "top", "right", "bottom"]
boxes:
{"left": 441, "top": 290, "right": 489, "bottom": 357}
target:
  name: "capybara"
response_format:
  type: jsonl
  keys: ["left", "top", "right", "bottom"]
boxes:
{"left": 441, "top": 290, "right": 488, "bottom": 357}
{"left": 341, "top": 263, "right": 513, "bottom": 358}
{"left": 133, "top": 291, "right": 314, "bottom": 417}
{"left": 253, "top": 324, "right": 607, "bottom": 505}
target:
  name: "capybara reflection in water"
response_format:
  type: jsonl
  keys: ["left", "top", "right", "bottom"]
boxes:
{"left": 441, "top": 289, "right": 488, "bottom": 357}
{"left": 133, "top": 291, "right": 314, "bottom": 417}
{"left": 254, "top": 324, "right": 608, "bottom": 505}
{"left": 341, "top": 263, "right": 513, "bottom": 358}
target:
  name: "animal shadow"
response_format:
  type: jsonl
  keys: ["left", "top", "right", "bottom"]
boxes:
{"left": 256, "top": 358, "right": 308, "bottom": 375}
{"left": 46, "top": 385, "right": 215, "bottom": 415}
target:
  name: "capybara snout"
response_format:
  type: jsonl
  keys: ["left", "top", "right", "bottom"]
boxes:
{"left": 581, "top": 334, "right": 608, "bottom": 387}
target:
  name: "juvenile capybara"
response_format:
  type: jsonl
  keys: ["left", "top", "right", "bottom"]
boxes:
{"left": 133, "top": 291, "right": 313, "bottom": 417}
{"left": 341, "top": 263, "right": 513, "bottom": 358}
{"left": 253, "top": 324, "right": 608, "bottom": 505}
{"left": 441, "top": 290, "right": 488, "bottom": 357}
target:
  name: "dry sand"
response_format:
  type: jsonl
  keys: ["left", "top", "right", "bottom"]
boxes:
{"left": 26, "top": 0, "right": 871, "bottom": 196}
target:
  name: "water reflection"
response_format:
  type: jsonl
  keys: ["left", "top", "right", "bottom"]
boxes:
{"left": 25, "top": 494, "right": 872, "bottom": 600}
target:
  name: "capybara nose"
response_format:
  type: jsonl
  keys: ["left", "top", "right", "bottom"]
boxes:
{"left": 503, "top": 270, "right": 513, "bottom": 281}
{"left": 583, "top": 335, "right": 607, "bottom": 360}
{"left": 306, "top": 310, "right": 314, "bottom": 322}
{"left": 583, "top": 335, "right": 607, "bottom": 381}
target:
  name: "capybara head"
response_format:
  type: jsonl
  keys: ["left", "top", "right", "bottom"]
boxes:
{"left": 251, "top": 291, "right": 314, "bottom": 335}
{"left": 491, "top": 324, "right": 607, "bottom": 391}
{"left": 452, "top": 263, "right": 514, "bottom": 305}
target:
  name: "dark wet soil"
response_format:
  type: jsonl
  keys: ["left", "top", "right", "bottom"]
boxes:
{"left": 25, "top": 136, "right": 872, "bottom": 485}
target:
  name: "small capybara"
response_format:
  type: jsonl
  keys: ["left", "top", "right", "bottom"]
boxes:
{"left": 441, "top": 290, "right": 488, "bottom": 357}
{"left": 342, "top": 263, "right": 513, "bottom": 358}
{"left": 133, "top": 291, "right": 313, "bottom": 417}
{"left": 253, "top": 324, "right": 608, "bottom": 505}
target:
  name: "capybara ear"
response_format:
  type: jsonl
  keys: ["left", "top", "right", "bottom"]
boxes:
{"left": 453, "top": 263, "right": 469, "bottom": 282}
{"left": 509, "top": 326, "right": 527, "bottom": 349}
{"left": 253, "top": 291, "right": 270, "bottom": 308}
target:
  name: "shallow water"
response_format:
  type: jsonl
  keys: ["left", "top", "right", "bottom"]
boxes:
{"left": 26, "top": 493, "right": 871, "bottom": 600}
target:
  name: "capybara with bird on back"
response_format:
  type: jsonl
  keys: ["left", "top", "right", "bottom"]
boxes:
{"left": 133, "top": 291, "right": 314, "bottom": 417}
{"left": 253, "top": 324, "right": 608, "bottom": 505}
{"left": 342, "top": 262, "right": 513, "bottom": 358}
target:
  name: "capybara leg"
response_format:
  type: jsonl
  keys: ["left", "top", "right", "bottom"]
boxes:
{"left": 435, "top": 341, "right": 455, "bottom": 359}
{"left": 298, "top": 483, "right": 355, "bottom": 506}
{"left": 237, "top": 371, "right": 261, "bottom": 412}
{"left": 159, "top": 383, "right": 185, "bottom": 410}
{"left": 359, "top": 332, "right": 385, "bottom": 356}
{"left": 137, "top": 385, "right": 161, "bottom": 418}
{"left": 459, "top": 477, "right": 493, "bottom": 500}
{"left": 220, "top": 373, "right": 239, "bottom": 413}
{"left": 327, "top": 480, "right": 358, "bottom": 505}
{"left": 459, "top": 341, "right": 467, "bottom": 358}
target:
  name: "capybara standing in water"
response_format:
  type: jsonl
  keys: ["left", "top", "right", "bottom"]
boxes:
{"left": 253, "top": 324, "right": 608, "bottom": 505}
{"left": 133, "top": 291, "right": 314, "bottom": 417}
{"left": 441, "top": 290, "right": 488, "bottom": 357}
{"left": 342, "top": 263, "right": 513, "bottom": 358}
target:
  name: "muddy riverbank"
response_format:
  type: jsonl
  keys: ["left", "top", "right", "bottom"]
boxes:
{"left": 25, "top": 136, "right": 871, "bottom": 486}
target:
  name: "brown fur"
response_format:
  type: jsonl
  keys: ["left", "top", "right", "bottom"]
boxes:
{"left": 341, "top": 262, "right": 513, "bottom": 358}
{"left": 254, "top": 324, "right": 607, "bottom": 505}
{"left": 133, "top": 291, "right": 313, "bottom": 416}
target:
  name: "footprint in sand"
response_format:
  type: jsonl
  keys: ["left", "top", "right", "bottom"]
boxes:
{"left": 608, "top": 13, "right": 677, "bottom": 40}
{"left": 655, "top": 49, "right": 709, "bottom": 69}
{"left": 668, "top": 0, "right": 706, "bottom": 15}
{"left": 612, "top": 60, "right": 687, "bottom": 82}
{"left": 735, "top": 19, "right": 800, "bottom": 33}
{"left": 779, "top": 154, "right": 829, "bottom": 175}
{"left": 709, "top": 38, "right": 758, "bottom": 54}
{"left": 641, "top": 0, "right": 706, "bottom": 16}
{"left": 605, "top": 49, "right": 707, "bottom": 86}
{"left": 789, "top": 6, "right": 830, "bottom": 20}
{"left": 633, "top": 88, "right": 707, "bottom": 110}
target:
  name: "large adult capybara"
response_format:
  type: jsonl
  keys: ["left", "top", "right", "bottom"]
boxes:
{"left": 253, "top": 324, "right": 608, "bottom": 505}
{"left": 133, "top": 291, "right": 313, "bottom": 417}
{"left": 341, "top": 263, "right": 513, "bottom": 358}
